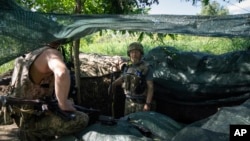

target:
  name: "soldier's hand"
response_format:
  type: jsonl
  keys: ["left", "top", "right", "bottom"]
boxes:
{"left": 143, "top": 103, "right": 151, "bottom": 111}
{"left": 58, "top": 100, "right": 76, "bottom": 112}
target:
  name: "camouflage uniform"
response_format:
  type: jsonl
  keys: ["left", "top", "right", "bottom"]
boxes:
{"left": 8, "top": 47, "right": 88, "bottom": 141}
{"left": 122, "top": 60, "right": 154, "bottom": 115}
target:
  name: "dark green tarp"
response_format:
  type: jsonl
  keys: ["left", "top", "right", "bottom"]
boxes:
{"left": 144, "top": 46, "right": 250, "bottom": 122}
{"left": 54, "top": 100, "right": 250, "bottom": 141}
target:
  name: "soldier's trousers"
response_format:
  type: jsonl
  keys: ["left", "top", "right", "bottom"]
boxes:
{"left": 17, "top": 111, "right": 89, "bottom": 141}
{"left": 124, "top": 98, "right": 156, "bottom": 116}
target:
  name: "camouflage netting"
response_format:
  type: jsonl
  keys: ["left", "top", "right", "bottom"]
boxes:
{"left": 1, "top": 0, "right": 250, "bottom": 66}
{"left": 1, "top": 0, "right": 250, "bottom": 140}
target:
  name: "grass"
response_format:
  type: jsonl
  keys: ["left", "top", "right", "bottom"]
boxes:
{"left": 80, "top": 31, "right": 249, "bottom": 55}
{"left": 0, "top": 60, "right": 14, "bottom": 75}
{"left": 1, "top": 30, "right": 249, "bottom": 75}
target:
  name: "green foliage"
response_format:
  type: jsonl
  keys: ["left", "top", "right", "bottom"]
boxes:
{"left": 190, "top": 0, "right": 244, "bottom": 5}
{"left": 79, "top": 30, "right": 168, "bottom": 56}
{"left": 79, "top": 30, "right": 250, "bottom": 56}
{"left": 1, "top": 31, "right": 249, "bottom": 74}
{"left": 14, "top": 0, "right": 158, "bottom": 14}
{"left": 0, "top": 60, "right": 14, "bottom": 74}
{"left": 170, "top": 36, "right": 249, "bottom": 54}
{"left": 200, "top": 1, "right": 229, "bottom": 15}
{"left": 15, "top": 0, "right": 75, "bottom": 13}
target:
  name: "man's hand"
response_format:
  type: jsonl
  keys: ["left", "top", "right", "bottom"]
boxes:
{"left": 143, "top": 103, "right": 151, "bottom": 111}
{"left": 58, "top": 100, "right": 76, "bottom": 112}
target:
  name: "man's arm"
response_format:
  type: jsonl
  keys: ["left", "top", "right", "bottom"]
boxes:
{"left": 46, "top": 49, "right": 76, "bottom": 112}
{"left": 109, "top": 76, "right": 123, "bottom": 94}
{"left": 144, "top": 80, "right": 154, "bottom": 111}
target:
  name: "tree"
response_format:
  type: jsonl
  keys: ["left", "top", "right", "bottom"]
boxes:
{"left": 200, "top": 1, "right": 229, "bottom": 15}
{"left": 190, "top": 0, "right": 244, "bottom": 5}
{"left": 14, "top": 0, "right": 159, "bottom": 14}
{"left": 74, "top": 0, "right": 82, "bottom": 104}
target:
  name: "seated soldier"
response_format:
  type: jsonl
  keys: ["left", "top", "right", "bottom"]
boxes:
{"left": 8, "top": 41, "right": 89, "bottom": 141}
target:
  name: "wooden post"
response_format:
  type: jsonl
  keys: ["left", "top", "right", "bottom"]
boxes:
{"left": 74, "top": 0, "right": 82, "bottom": 104}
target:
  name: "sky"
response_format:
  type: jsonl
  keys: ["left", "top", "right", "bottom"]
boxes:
{"left": 149, "top": 0, "right": 250, "bottom": 15}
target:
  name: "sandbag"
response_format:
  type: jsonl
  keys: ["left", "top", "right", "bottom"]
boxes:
{"left": 143, "top": 46, "right": 250, "bottom": 123}
{"left": 144, "top": 46, "right": 250, "bottom": 104}
{"left": 145, "top": 46, "right": 250, "bottom": 86}
{"left": 75, "top": 112, "right": 185, "bottom": 141}
{"left": 53, "top": 99, "right": 250, "bottom": 141}
{"left": 171, "top": 99, "right": 250, "bottom": 141}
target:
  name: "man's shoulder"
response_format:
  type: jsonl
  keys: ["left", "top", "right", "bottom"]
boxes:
{"left": 30, "top": 46, "right": 53, "bottom": 55}
{"left": 37, "top": 46, "right": 62, "bottom": 58}
{"left": 41, "top": 46, "right": 58, "bottom": 52}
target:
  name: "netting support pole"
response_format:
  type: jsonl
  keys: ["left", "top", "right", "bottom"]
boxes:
{"left": 73, "top": 40, "right": 82, "bottom": 104}
{"left": 74, "top": 0, "right": 82, "bottom": 105}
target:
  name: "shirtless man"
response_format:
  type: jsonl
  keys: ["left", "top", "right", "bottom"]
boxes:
{"left": 9, "top": 42, "right": 89, "bottom": 141}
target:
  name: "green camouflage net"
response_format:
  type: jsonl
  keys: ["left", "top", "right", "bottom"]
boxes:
{"left": 1, "top": 0, "right": 250, "bottom": 65}
{"left": 2, "top": 1, "right": 250, "bottom": 140}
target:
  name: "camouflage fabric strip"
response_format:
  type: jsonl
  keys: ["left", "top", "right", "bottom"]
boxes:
{"left": 19, "top": 111, "right": 89, "bottom": 140}
{"left": 124, "top": 99, "right": 144, "bottom": 115}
